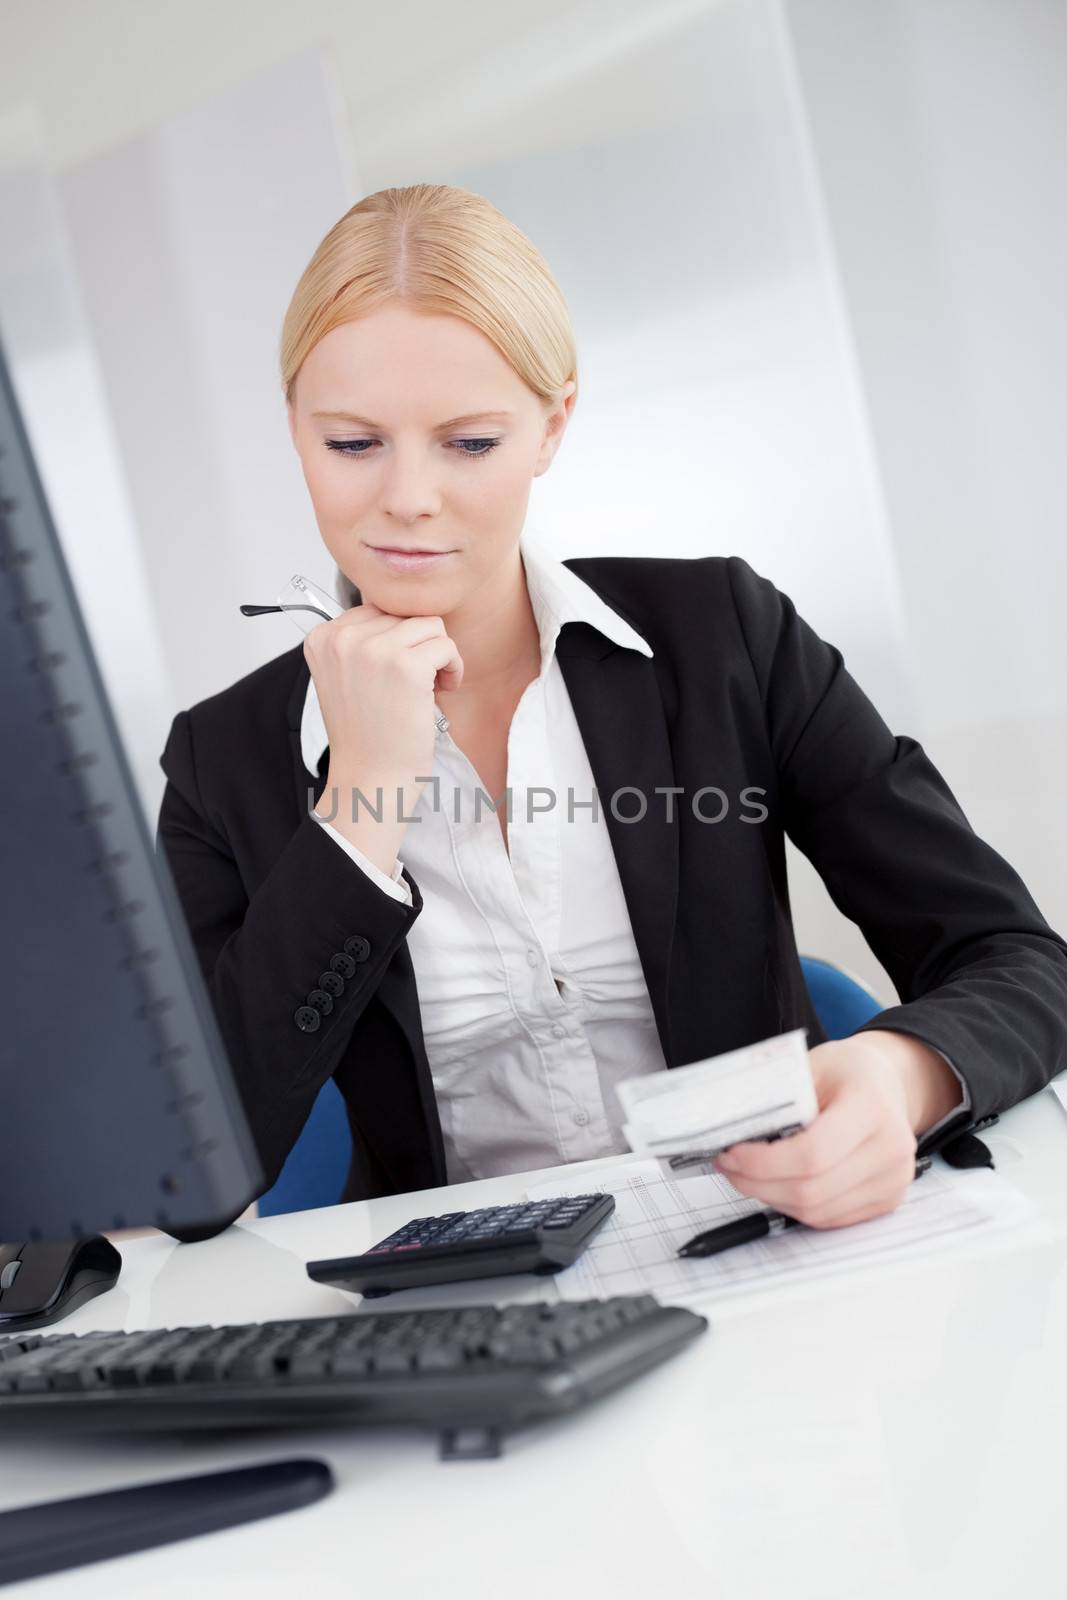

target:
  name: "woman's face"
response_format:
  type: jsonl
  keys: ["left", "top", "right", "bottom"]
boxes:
{"left": 287, "top": 302, "right": 575, "bottom": 616}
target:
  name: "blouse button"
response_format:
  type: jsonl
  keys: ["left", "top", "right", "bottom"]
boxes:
{"left": 552, "top": 1024, "right": 566, "bottom": 1039}
{"left": 525, "top": 948, "right": 539, "bottom": 967}
{"left": 572, "top": 1109, "right": 590, "bottom": 1127}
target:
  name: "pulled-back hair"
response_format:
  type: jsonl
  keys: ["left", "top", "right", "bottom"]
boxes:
{"left": 280, "top": 183, "right": 578, "bottom": 415}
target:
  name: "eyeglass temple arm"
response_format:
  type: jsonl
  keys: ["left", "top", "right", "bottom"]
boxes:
{"left": 239, "top": 602, "right": 334, "bottom": 622}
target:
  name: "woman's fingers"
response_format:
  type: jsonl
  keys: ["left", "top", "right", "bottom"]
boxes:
{"left": 715, "top": 1075, "right": 873, "bottom": 1187}
{"left": 310, "top": 608, "right": 464, "bottom": 687}
{"left": 327, "top": 606, "right": 438, "bottom": 643}
{"left": 720, "top": 1142, "right": 913, "bottom": 1227}
{"left": 797, "top": 1175, "right": 913, "bottom": 1229}
{"left": 410, "top": 634, "right": 464, "bottom": 692}
{"left": 713, "top": 1042, "right": 918, "bottom": 1225}
{"left": 718, "top": 1127, "right": 884, "bottom": 1214}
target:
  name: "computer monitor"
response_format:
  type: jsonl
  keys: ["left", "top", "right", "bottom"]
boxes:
{"left": 0, "top": 332, "right": 263, "bottom": 1242}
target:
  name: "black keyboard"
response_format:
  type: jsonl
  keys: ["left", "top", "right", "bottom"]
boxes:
{"left": 0, "top": 1296, "right": 708, "bottom": 1458}
{"left": 307, "top": 1193, "right": 615, "bottom": 1296}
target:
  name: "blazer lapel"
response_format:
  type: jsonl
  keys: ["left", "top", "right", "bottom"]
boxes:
{"left": 556, "top": 621, "right": 680, "bottom": 1067}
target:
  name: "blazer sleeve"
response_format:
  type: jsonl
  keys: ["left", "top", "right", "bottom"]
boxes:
{"left": 155, "top": 707, "right": 423, "bottom": 1240}
{"left": 725, "top": 555, "right": 1067, "bottom": 1138}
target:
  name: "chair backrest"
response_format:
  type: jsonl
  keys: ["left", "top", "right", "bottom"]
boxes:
{"left": 257, "top": 955, "right": 888, "bottom": 1216}
{"left": 798, "top": 954, "right": 885, "bottom": 1040}
{"left": 256, "top": 1078, "right": 353, "bottom": 1218}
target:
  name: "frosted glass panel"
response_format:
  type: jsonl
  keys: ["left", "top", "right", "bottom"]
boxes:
{"left": 0, "top": 102, "right": 173, "bottom": 817}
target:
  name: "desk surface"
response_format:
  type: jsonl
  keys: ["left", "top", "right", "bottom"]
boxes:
{"left": 3, "top": 1089, "right": 1067, "bottom": 1600}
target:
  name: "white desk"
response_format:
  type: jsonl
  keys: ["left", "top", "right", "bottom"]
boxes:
{"left": 3, "top": 1089, "right": 1067, "bottom": 1600}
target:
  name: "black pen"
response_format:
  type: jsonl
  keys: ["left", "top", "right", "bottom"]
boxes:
{"left": 677, "top": 1154, "right": 933, "bottom": 1260}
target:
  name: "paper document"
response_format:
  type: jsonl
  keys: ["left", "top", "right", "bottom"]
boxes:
{"left": 618, "top": 1028, "right": 817, "bottom": 1161}
{"left": 527, "top": 1158, "right": 1034, "bottom": 1308}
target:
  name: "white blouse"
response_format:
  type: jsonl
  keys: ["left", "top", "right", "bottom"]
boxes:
{"left": 303, "top": 526, "right": 668, "bottom": 1182}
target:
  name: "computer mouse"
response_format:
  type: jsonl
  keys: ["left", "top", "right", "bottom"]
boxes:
{"left": 0, "top": 1235, "right": 122, "bottom": 1333}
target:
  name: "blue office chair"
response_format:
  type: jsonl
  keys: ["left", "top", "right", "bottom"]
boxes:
{"left": 798, "top": 954, "right": 886, "bottom": 1039}
{"left": 256, "top": 1078, "right": 353, "bottom": 1218}
{"left": 256, "top": 955, "right": 888, "bottom": 1216}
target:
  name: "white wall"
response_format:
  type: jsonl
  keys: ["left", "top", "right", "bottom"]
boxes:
{"left": 786, "top": 0, "right": 1067, "bottom": 945}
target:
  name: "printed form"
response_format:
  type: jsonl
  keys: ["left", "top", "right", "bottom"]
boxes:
{"left": 527, "top": 1158, "right": 1037, "bottom": 1308}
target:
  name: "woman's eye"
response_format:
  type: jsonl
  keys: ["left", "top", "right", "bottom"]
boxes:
{"left": 452, "top": 438, "right": 500, "bottom": 458}
{"left": 324, "top": 437, "right": 501, "bottom": 462}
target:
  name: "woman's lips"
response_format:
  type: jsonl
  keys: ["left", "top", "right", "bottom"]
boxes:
{"left": 366, "top": 545, "right": 457, "bottom": 574}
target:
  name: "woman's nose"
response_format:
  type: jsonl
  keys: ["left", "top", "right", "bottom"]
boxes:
{"left": 376, "top": 449, "right": 443, "bottom": 520}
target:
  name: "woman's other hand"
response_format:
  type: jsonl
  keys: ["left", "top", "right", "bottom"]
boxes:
{"left": 713, "top": 1032, "right": 964, "bottom": 1228}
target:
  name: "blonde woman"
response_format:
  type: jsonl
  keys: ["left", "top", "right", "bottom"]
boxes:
{"left": 157, "top": 184, "right": 1067, "bottom": 1242}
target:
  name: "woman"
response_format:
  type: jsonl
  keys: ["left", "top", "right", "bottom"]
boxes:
{"left": 157, "top": 183, "right": 1067, "bottom": 1243}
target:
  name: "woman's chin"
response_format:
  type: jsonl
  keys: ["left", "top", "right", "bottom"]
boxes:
{"left": 359, "top": 576, "right": 459, "bottom": 616}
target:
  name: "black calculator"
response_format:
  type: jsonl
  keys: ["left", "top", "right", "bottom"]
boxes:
{"left": 305, "top": 1193, "right": 615, "bottom": 1297}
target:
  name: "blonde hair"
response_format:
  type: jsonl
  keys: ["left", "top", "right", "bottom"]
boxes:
{"left": 279, "top": 183, "right": 578, "bottom": 415}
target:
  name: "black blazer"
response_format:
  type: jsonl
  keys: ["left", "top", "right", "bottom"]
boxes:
{"left": 156, "top": 554, "right": 1067, "bottom": 1240}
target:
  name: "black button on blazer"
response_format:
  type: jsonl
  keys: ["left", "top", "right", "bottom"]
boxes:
{"left": 155, "top": 555, "right": 1067, "bottom": 1241}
